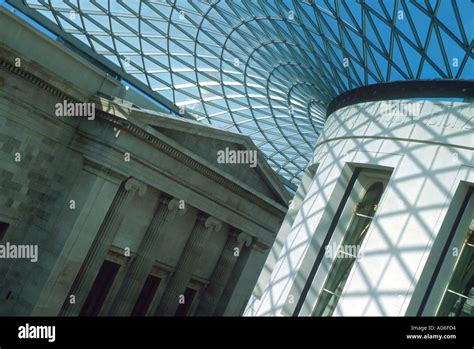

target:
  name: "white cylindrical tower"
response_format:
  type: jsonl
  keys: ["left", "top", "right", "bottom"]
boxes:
{"left": 247, "top": 82, "right": 474, "bottom": 317}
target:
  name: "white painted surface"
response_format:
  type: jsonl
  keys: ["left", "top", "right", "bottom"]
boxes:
{"left": 247, "top": 100, "right": 474, "bottom": 316}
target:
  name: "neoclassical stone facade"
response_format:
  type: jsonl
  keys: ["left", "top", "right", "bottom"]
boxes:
{"left": 0, "top": 9, "right": 289, "bottom": 316}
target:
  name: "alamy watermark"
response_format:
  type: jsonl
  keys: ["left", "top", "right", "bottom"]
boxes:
{"left": 217, "top": 147, "right": 258, "bottom": 168}
{"left": 325, "top": 242, "right": 363, "bottom": 260}
{"left": 378, "top": 100, "right": 422, "bottom": 120}
{"left": 55, "top": 100, "right": 95, "bottom": 120}
{"left": 0, "top": 242, "right": 38, "bottom": 262}
{"left": 18, "top": 323, "right": 55, "bottom": 342}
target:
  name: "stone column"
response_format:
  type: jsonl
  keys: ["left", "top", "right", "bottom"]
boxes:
{"left": 108, "top": 196, "right": 187, "bottom": 315}
{"left": 215, "top": 235, "right": 270, "bottom": 316}
{"left": 154, "top": 215, "right": 222, "bottom": 316}
{"left": 59, "top": 177, "right": 146, "bottom": 316}
{"left": 195, "top": 230, "right": 249, "bottom": 316}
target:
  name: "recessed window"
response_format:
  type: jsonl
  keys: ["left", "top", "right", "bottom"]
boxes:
{"left": 0, "top": 222, "right": 9, "bottom": 240}
{"left": 175, "top": 287, "right": 197, "bottom": 317}
{"left": 437, "top": 219, "right": 474, "bottom": 316}
{"left": 131, "top": 275, "right": 161, "bottom": 316}
{"left": 80, "top": 260, "right": 120, "bottom": 316}
{"left": 312, "top": 168, "right": 390, "bottom": 316}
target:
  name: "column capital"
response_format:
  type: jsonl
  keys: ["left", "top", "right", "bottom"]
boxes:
{"left": 124, "top": 177, "right": 147, "bottom": 197}
{"left": 237, "top": 232, "right": 253, "bottom": 247}
{"left": 168, "top": 198, "right": 188, "bottom": 216}
{"left": 253, "top": 240, "right": 271, "bottom": 252}
{"left": 227, "top": 228, "right": 240, "bottom": 238}
{"left": 205, "top": 216, "right": 222, "bottom": 233}
{"left": 196, "top": 212, "right": 208, "bottom": 222}
{"left": 158, "top": 193, "right": 172, "bottom": 205}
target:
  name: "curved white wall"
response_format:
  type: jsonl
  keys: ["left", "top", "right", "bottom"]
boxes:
{"left": 246, "top": 99, "right": 474, "bottom": 316}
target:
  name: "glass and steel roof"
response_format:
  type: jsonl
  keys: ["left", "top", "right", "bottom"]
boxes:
{"left": 7, "top": 0, "right": 473, "bottom": 186}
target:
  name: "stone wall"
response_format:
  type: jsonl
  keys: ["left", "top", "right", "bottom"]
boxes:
{"left": 0, "top": 9, "right": 288, "bottom": 316}
{"left": 0, "top": 62, "right": 85, "bottom": 315}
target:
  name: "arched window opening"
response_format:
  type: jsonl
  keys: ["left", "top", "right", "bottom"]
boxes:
{"left": 438, "top": 219, "right": 474, "bottom": 316}
{"left": 313, "top": 182, "right": 385, "bottom": 316}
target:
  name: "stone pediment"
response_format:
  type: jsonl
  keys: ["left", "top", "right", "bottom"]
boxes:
{"left": 93, "top": 96, "right": 290, "bottom": 207}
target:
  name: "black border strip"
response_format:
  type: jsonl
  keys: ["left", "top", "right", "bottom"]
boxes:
{"left": 1, "top": 316, "right": 473, "bottom": 348}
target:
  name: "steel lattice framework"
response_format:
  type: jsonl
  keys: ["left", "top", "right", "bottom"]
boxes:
{"left": 9, "top": 0, "right": 474, "bottom": 186}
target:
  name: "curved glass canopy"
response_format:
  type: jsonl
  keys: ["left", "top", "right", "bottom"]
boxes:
{"left": 12, "top": 0, "right": 474, "bottom": 185}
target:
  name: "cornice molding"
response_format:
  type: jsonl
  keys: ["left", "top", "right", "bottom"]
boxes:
{"left": 0, "top": 56, "right": 287, "bottom": 217}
